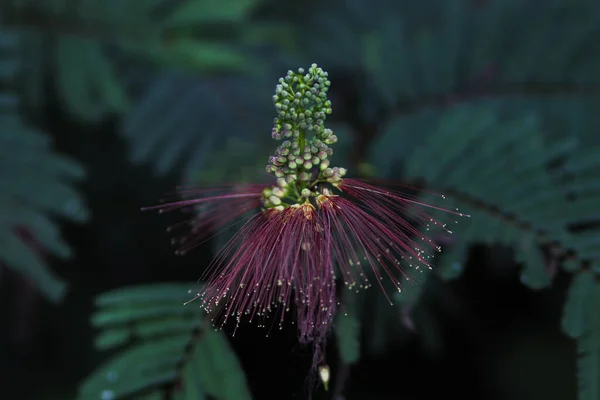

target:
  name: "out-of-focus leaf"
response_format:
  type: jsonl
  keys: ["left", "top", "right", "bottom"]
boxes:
{"left": 79, "top": 283, "right": 251, "bottom": 400}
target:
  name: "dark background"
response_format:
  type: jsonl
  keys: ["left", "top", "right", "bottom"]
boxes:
{"left": 0, "top": 1, "right": 595, "bottom": 399}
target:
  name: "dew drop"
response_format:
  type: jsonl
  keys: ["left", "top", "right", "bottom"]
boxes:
{"left": 101, "top": 390, "right": 115, "bottom": 400}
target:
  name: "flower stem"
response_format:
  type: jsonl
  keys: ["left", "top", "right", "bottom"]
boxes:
{"left": 299, "top": 128, "right": 306, "bottom": 155}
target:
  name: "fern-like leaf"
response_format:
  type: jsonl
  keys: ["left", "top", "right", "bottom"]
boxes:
{"left": 122, "top": 73, "right": 273, "bottom": 183}
{"left": 79, "top": 283, "right": 252, "bottom": 400}
{"left": 0, "top": 28, "right": 89, "bottom": 302}
{"left": 371, "top": 104, "right": 600, "bottom": 289}
{"left": 2, "top": 0, "right": 267, "bottom": 121}
{"left": 393, "top": 106, "right": 555, "bottom": 288}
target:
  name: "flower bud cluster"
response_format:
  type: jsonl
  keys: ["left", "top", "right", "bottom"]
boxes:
{"left": 262, "top": 64, "right": 346, "bottom": 210}
{"left": 271, "top": 64, "right": 332, "bottom": 139}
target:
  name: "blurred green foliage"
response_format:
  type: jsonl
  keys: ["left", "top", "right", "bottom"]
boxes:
{"left": 1, "top": 0, "right": 600, "bottom": 399}
{"left": 0, "top": 28, "right": 89, "bottom": 302}
{"left": 79, "top": 284, "right": 251, "bottom": 400}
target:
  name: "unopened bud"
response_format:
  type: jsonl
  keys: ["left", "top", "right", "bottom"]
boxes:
{"left": 324, "top": 135, "right": 337, "bottom": 144}
{"left": 320, "top": 159, "right": 330, "bottom": 170}
{"left": 318, "top": 365, "right": 330, "bottom": 391}
{"left": 269, "top": 196, "right": 281, "bottom": 205}
{"left": 285, "top": 174, "right": 297, "bottom": 184}
{"left": 276, "top": 177, "right": 287, "bottom": 187}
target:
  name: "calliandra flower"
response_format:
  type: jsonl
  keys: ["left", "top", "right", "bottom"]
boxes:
{"left": 143, "top": 64, "right": 467, "bottom": 380}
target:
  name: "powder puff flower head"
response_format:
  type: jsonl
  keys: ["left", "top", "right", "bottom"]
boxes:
{"left": 143, "top": 64, "right": 467, "bottom": 383}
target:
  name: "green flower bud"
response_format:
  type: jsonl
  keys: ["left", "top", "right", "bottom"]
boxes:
{"left": 269, "top": 196, "right": 282, "bottom": 205}
{"left": 324, "top": 135, "right": 337, "bottom": 144}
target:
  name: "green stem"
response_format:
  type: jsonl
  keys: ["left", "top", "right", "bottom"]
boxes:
{"left": 309, "top": 179, "right": 324, "bottom": 188}
{"left": 298, "top": 128, "right": 305, "bottom": 152}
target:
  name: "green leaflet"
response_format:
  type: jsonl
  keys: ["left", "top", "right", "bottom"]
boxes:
{"left": 576, "top": 284, "right": 600, "bottom": 400}
{"left": 136, "top": 40, "right": 253, "bottom": 73}
{"left": 517, "top": 233, "right": 551, "bottom": 290}
{"left": 95, "top": 282, "right": 204, "bottom": 307}
{"left": 79, "top": 283, "right": 252, "bottom": 400}
{"left": 182, "top": 347, "right": 207, "bottom": 400}
{"left": 0, "top": 232, "right": 67, "bottom": 301}
{"left": 563, "top": 271, "right": 596, "bottom": 339}
{"left": 54, "top": 36, "right": 130, "bottom": 121}
{"left": 195, "top": 329, "right": 252, "bottom": 400}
